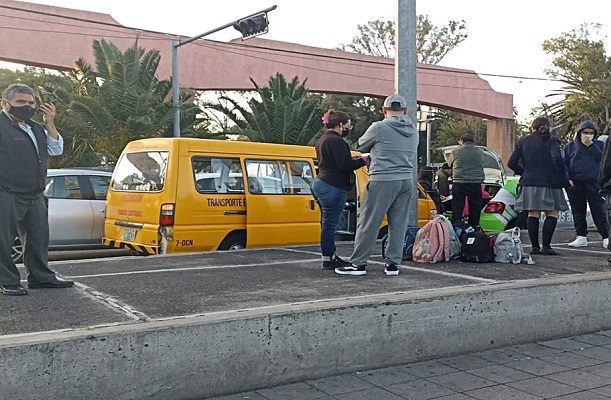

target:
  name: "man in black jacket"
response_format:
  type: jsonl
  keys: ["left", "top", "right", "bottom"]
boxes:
{"left": 0, "top": 83, "right": 74, "bottom": 295}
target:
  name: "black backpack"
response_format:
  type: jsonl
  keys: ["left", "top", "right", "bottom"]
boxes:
{"left": 460, "top": 228, "right": 495, "bottom": 263}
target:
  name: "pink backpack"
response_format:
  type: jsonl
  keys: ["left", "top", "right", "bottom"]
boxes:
{"left": 412, "top": 216, "right": 451, "bottom": 263}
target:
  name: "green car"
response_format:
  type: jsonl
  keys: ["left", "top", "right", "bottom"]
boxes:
{"left": 479, "top": 176, "right": 522, "bottom": 233}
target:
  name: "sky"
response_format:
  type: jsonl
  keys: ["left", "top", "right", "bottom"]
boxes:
{"left": 14, "top": 0, "right": 611, "bottom": 121}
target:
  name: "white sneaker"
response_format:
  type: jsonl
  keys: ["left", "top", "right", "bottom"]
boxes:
{"left": 603, "top": 238, "right": 609, "bottom": 249}
{"left": 568, "top": 236, "right": 588, "bottom": 247}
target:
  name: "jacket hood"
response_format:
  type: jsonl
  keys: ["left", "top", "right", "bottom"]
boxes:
{"left": 383, "top": 115, "right": 415, "bottom": 138}
{"left": 577, "top": 120, "right": 598, "bottom": 135}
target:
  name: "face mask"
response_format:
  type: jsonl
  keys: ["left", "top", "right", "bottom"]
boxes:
{"left": 537, "top": 125, "right": 550, "bottom": 138}
{"left": 583, "top": 134, "right": 594, "bottom": 141}
{"left": 8, "top": 104, "right": 36, "bottom": 121}
{"left": 341, "top": 126, "right": 354, "bottom": 138}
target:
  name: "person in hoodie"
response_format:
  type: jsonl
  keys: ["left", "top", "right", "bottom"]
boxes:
{"left": 335, "top": 94, "right": 417, "bottom": 277}
{"left": 312, "top": 110, "right": 367, "bottom": 270}
{"left": 508, "top": 117, "right": 569, "bottom": 256}
{"left": 563, "top": 120, "right": 608, "bottom": 248}
{"left": 448, "top": 134, "right": 485, "bottom": 228}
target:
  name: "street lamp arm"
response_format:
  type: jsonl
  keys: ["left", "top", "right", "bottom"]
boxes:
{"left": 172, "top": 4, "right": 277, "bottom": 137}
{"left": 175, "top": 5, "right": 277, "bottom": 48}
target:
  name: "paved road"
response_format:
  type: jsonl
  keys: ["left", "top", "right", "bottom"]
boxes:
{"left": 2, "top": 230, "right": 609, "bottom": 336}
{"left": 210, "top": 331, "right": 611, "bottom": 400}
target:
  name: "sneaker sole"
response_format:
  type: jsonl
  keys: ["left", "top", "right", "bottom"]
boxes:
{"left": 384, "top": 270, "right": 399, "bottom": 276}
{"left": 568, "top": 244, "right": 587, "bottom": 247}
{"left": 334, "top": 269, "right": 366, "bottom": 276}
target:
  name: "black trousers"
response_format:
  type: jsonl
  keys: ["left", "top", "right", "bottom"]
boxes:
{"left": 0, "top": 191, "right": 56, "bottom": 286}
{"left": 567, "top": 181, "right": 608, "bottom": 238}
{"left": 452, "top": 182, "right": 482, "bottom": 227}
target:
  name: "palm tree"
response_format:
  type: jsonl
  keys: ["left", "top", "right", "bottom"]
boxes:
{"left": 67, "top": 39, "right": 210, "bottom": 162}
{"left": 206, "top": 73, "right": 322, "bottom": 145}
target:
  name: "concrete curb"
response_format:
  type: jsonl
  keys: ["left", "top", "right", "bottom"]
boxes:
{"left": 2, "top": 272, "right": 611, "bottom": 399}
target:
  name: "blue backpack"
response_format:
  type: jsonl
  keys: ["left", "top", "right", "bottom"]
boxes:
{"left": 381, "top": 227, "right": 420, "bottom": 261}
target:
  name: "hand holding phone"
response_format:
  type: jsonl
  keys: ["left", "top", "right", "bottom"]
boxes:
{"left": 36, "top": 99, "right": 59, "bottom": 112}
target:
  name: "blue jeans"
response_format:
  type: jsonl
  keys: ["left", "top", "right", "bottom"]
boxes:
{"left": 312, "top": 179, "right": 347, "bottom": 259}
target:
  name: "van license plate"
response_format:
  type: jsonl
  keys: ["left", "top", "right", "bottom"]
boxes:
{"left": 121, "top": 228, "right": 136, "bottom": 241}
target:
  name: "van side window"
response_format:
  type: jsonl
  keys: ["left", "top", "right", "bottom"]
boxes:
{"left": 245, "top": 160, "right": 314, "bottom": 195}
{"left": 288, "top": 161, "right": 313, "bottom": 194}
{"left": 245, "top": 160, "right": 291, "bottom": 194}
{"left": 192, "top": 157, "right": 244, "bottom": 194}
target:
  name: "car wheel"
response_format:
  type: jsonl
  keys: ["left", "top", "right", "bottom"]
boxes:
{"left": 11, "top": 236, "right": 23, "bottom": 264}
{"left": 219, "top": 232, "right": 246, "bottom": 251}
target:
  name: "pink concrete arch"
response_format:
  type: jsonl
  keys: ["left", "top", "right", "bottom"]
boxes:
{"left": 0, "top": 0, "right": 515, "bottom": 158}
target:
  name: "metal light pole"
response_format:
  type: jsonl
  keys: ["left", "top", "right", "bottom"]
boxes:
{"left": 396, "top": 0, "right": 418, "bottom": 225}
{"left": 171, "top": 5, "right": 277, "bottom": 137}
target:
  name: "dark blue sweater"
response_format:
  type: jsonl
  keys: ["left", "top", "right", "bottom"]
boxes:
{"left": 508, "top": 133, "right": 568, "bottom": 188}
{"left": 563, "top": 138, "right": 604, "bottom": 182}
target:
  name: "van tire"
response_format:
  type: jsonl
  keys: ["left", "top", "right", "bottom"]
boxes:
{"left": 219, "top": 232, "right": 246, "bottom": 251}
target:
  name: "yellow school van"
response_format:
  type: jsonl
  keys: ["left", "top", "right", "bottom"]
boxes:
{"left": 103, "top": 138, "right": 437, "bottom": 255}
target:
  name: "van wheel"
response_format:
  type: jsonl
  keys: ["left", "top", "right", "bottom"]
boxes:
{"left": 219, "top": 232, "right": 246, "bottom": 251}
{"left": 11, "top": 236, "right": 23, "bottom": 264}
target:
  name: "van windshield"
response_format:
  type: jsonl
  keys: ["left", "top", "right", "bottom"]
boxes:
{"left": 112, "top": 151, "right": 169, "bottom": 192}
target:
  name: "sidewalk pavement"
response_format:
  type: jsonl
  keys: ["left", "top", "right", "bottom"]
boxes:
{"left": 211, "top": 331, "right": 611, "bottom": 400}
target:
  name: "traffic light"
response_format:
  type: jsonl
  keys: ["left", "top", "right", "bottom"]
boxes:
{"left": 233, "top": 12, "right": 270, "bottom": 40}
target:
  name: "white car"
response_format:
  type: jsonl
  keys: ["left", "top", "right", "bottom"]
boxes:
{"left": 11, "top": 168, "right": 112, "bottom": 263}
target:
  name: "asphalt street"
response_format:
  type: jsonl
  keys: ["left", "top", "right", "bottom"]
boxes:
{"left": 1, "top": 229, "right": 610, "bottom": 337}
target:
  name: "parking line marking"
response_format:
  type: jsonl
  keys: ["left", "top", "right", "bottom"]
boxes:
{"left": 73, "top": 281, "right": 150, "bottom": 321}
{"left": 63, "top": 259, "right": 321, "bottom": 279}
{"left": 280, "top": 248, "right": 498, "bottom": 284}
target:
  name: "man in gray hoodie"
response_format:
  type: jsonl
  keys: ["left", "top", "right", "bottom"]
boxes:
{"left": 335, "top": 94, "right": 418, "bottom": 276}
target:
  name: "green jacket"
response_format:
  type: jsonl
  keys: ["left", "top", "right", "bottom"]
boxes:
{"left": 449, "top": 143, "right": 485, "bottom": 183}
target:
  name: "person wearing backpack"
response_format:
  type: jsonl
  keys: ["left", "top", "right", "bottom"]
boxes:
{"left": 508, "top": 117, "right": 569, "bottom": 256}
{"left": 563, "top": 120, "right": 608, "bottom": 249}
{"left": 448, "top": 134, "right": 485, "bottom": 228}
{"left": 335, "top": 94, "right": 418, "bottom": 276}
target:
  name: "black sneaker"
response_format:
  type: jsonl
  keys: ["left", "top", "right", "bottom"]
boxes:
{"left": 541, "top": 247, "right": 561, "bottom": 256}
{"left": 28, "top": 279, "right": 74, "bottom": 289}
{"left": 0, "top": 284, "right": 28, "bottom": 296}
{"left": 385, "top": 263, "right": 399, "bottom": 276}
{"left": 530, "top": 247, "right": 541, "bottom": 255}
{"left": 322, "top": 256, "right": 350, "bottom": 270}
{"left": 335, "top": 264, "right": 367, "bottom": 276}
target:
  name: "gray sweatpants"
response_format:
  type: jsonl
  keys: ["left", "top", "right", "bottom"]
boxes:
{"left": 350, "top": 179, "right": 415, "bottom": 266}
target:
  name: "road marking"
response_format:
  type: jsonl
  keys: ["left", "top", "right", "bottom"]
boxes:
{"left": 73, "top": 281, "right": 150, "bottom": 321}
{"left": 63, "top": 259, "right": 321, "bottom": 279}
{"left": 280, "top": 248, "right": 498, "bottom": 284}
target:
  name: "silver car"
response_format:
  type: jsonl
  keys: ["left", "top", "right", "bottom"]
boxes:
{"left": 11, "top": 169, "right": 112, "bottom": 263}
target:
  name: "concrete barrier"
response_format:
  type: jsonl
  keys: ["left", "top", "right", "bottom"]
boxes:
{"left": 2, "top": 273, "right": 611, "bottom": 399}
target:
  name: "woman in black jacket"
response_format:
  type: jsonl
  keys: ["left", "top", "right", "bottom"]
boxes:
{"left": 508, "top": 117, "right": 569, "bottom": 255}
{"left": 312, "top": 110, "right": 367, "bottom": 270}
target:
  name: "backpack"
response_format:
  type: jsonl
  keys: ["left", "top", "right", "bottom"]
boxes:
{"left": 460, "top": 227, "right": 495, "bottom": 263}
{"left": 441, "top": 216, "right": 461, "bottom": 259}
{"left": 494, "top": 227, "right": 523, "bottom": 264}
{"left": 381, "top": 227, "right": 420, "bottom": 261}
{"left": 412, "top": 216, "right": 450, "bottom": 263}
